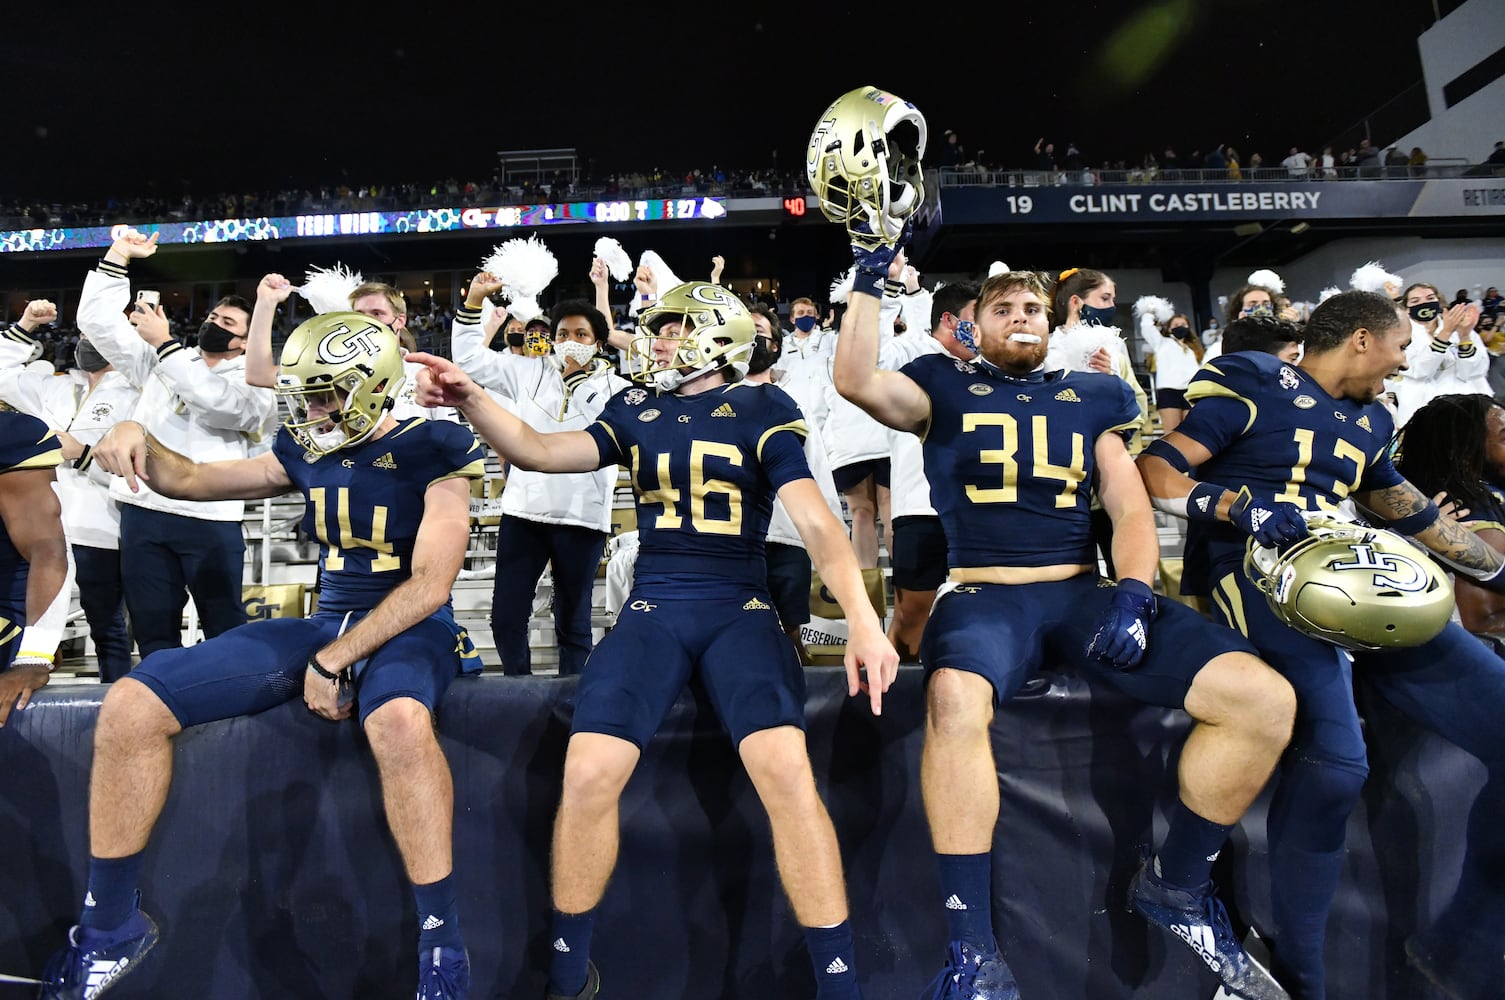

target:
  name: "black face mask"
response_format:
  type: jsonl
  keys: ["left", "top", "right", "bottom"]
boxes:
{"left": 1169, "top": 326, "right": 1192, "bottom": 341}
{"left": 75, "top": 337, "right": 110, "bottom": 372}
{"left": 197, "top": 320, "right": 238, "bottom": 353}
{"left": 505, "top": 332, "right": 525, "bottom": 348}
{"left": 1409, "top": 302, "right": 1441, "bottom": 324}
{"left": 748, "top": 335, "right": 782, "bottom": 376}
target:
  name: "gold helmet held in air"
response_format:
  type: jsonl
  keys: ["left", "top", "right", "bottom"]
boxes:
{"left": 1245, "top": 515, "right": 1453, "bottom": 651}
{"left": 632, "top": 282, "right": 755, "bottom": 391}
{"left": 806, "top": 85, "right": 927, "bottom": 248}
{"left": 277, "top": 311, "right": 405, "bottom": 456}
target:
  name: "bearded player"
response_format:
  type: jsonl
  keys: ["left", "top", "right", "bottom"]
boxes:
{"left": 36, "top": 312, "right": 485, "bottom": 1000}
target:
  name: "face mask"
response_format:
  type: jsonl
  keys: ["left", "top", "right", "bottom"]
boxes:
{"left": 505, "top": 332, "right": 525, "bottom": 348}
{"left": 553, "top": 339, "right": 598, "bottom": 367}
{"left": 1409, "top": 302, "right": 1441, "bottom": 324}
{"left": 748, "top": 336, "right": 782, "bottom": 376}
{"left": 1241, "top": 301, "right": 1275, "bottom": 318}
{"left": 1078, "top": 303, "right": 1117, "bottom": 327}
{"left": 197, "top": 320, "right": 238, "bottom": 353}
{"left": 75, "top": 338, "right": 110, "bottom": 372}
{"left": 793, "top": 315, "right": 818, "bottom": 334}
{"left": 1169, "top": 326, "right": 1192, "bottom": 340}
{"left": 954, "top": 320, "right": 980, "bottom": 355}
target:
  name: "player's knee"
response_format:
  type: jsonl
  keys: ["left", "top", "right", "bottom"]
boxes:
{"left": 1281, "top": 753, "right": 1369, "bottom": 832}
{"left": 561, "top": 742, "right": 636, "bottom": 805}
{"left": 926, "top": 669, "right": 993, "bottom": 742}
{"left": 1192, "top": 653, "right": 1296, "bottom": 745}
{"left": 740, "top": 731, "right": 818, "bottom": 805}
{"left": 362, "top": 698, "right": 435, "bottom": 754}
{"left": 97, "top": 678, "right": 179, "bottom": 743}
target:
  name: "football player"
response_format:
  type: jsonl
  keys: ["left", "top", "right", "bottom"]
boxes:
{"left": 0, "top": 409, "right": 71, "bottom": 721}
{"left": 1138, "top": 290, "right": 1505, "bottom": 999}
{"left": 36, "top": 312, "right": 486, "bottom": 1000}
{"left": 407, "top": 280, "right": 899, "bottom": 1000}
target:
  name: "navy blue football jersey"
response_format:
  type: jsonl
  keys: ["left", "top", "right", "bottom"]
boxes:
{"left": 273, "top": 418, "right": 485, "bottom": 611}
{"left": 1177, "top": 351, "right": 1406, "bottom": 592}
{"left": 0, "top": 411, "right": 61, "bottom": 636}
{"left": 587, "top": 381, "right": 812, "bottom": 594}
{"left": 901, "top": 354, "right": 1140, "bottom": 568}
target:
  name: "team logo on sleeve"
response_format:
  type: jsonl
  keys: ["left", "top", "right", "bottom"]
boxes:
{"left": 1279, "top": 366, "right": 1300, "bottom": 390}
{"left": 623, "top": 388, "right": 648, "bottom": 406}
{"left": 638, "top": 408, "right": 661, "bottom": 422}
{"left": 967, "top": 383, "right": 993, "bottom": 396}
{"left": 953, "top": 359, "right": 978, "bottom": 373}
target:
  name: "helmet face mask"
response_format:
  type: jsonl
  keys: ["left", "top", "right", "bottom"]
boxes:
{"left": 806, "top": 85, "right": 928, "bottom": 248}
{"left": 277, "top": 311, "right": 405, "bottom": 456}
{"left": 1244, "top": 515, "right": 1453, "bottom": 651}
{"left": 631, "top": 282, "right": 755, "bottom": 391}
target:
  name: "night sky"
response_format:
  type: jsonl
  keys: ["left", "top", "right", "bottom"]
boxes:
{"left": 7, "top": 0, "right": 1440, "bottom": 204}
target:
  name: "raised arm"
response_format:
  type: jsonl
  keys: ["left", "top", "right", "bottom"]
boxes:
{"left": 76, "top": 231, "right": 163, "bottom": 388}
{"left": 831, "top": 284, "right": 931, "bottom": 435}
{"left": 405, "top": 352, "right": 602, "bottom": 473}
{"left": 451, "top": 271, "right": 523, "bottom": 392}
{"left": 90, "top": 420, "right": 293, "bottom": 501}
{"left": 246, "top": 273, "right": 294, "bottom": 389}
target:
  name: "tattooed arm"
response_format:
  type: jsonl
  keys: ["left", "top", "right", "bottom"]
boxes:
{"left": 1358, "top": 481, "right": 1505, "bottom": 583}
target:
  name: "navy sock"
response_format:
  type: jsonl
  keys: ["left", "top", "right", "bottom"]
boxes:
{"left": 804, "top": 922, "right": 860, "bottom": 999}
{"left": 547, "top": 908, "right": 596, "bottom": 996}
{"left": 413, "top": 873, "right": 463, "bottom": 951}
{"left": 935, "top": 852, "right": 995, "bottom": 950}
{"left": 79, "top": 853, "right": 143, "bottom": 931}
{"left": 1154, "top": 800, "right": 1232, "bottom": 889}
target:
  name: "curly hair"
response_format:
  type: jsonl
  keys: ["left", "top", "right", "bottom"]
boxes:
{"left": 1393, "top": 393, "right": 1504, "bottom": 519}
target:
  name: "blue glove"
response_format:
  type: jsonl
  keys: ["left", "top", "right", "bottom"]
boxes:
{"left": 1228, "top": 487, "right": 1309, "bottom": 548}
{"left": 1085, "top": 578, "right": 1157, "bottom": 671}
{"left": 850, "top": 218, "right": 914, "bottom": 298}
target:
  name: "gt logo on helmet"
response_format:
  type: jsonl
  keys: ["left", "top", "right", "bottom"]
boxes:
{"left": 1328, "top": 544, "right": 1430, "bottom": 593}
{"left": 317, "top": 324, "right": 383, "bottom": 365}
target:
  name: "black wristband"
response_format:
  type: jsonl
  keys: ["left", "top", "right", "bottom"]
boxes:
{"left": 308, "top": 655, "right": 343, "bottom": 681}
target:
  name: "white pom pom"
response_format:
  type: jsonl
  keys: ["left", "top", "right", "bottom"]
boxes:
{"left": 988, "top": 261, "right": 1010, "bottom": 277}
{"left": 1350, "top": 261, "right": 1401, "bottom": 295}
{"left": 1247, "top": 269, "right": 1285, "bottom": 294}
{"left": 1133, "top": 295, "right": 1176, "bottom": 324}
{"left": 1318, "top": 285, "right": 1343, "bottom": 303}
{"left": 639, "top": 250, "right": 683, "bottom": 293}
{"left": 296, "top": 263, "right": 364, "bottom": 315}
{"left": 594, "top": 237, "right": 632, "bottom": 281}
{"left": 829, "top": 268, "right": 855, "bottom": 305}
{"left": 1055, "top": 322, "right": 1125, "bottom": 372}
{"left": 483, "top": 236, "right": 559, "bottom": 299}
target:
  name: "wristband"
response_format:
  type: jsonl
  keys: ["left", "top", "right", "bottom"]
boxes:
{"left": 17, "top": 624, "right": 60, "bottom": 668}
{"left": 308, "top": 655, "right": 344, "bottom": 682}
{"left": 1184, "top": 481, "right": 1227, "bottom": 522}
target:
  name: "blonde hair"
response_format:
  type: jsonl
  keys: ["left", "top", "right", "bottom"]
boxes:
{"left": 978, "top": 271, "right": 1056, "bottom": 323}
{"left": 348, "top": 281, "right": 407, "bottom": 318}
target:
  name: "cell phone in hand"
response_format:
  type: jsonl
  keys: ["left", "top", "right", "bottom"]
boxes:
{"left": 136, "top": 290, "right": 161, "bottom": 312}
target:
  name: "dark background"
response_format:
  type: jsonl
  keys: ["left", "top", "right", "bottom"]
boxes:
{"left": 3, "top": 0, "right": 1451, "bottom": 203}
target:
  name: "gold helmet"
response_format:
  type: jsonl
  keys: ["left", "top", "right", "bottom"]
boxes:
{"left": 277, "top": 311, "right": 405, "bottom": 456}
{"left": 632, "top": 282, "right": 755, "bottom": 391}
{"left": 806, "top": 85, "right": 927, "bottom": 248}
{"left": 1244, "top": 515, "right": 1453, "bottom": 651}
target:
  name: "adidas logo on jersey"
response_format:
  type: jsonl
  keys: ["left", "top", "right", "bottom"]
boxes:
{"left": 552, "top": 938, "right": 571, "bottom": 953}
{"left": 944, "top": 894, "right": 968, "bottom": 911}
{"left": 825, "top": 957, "right": 849, "bottom": 975}
{"left": 712, "top": 403, "right": 736, "bottom": 417}
{"left": 1357, "top": 415, "right": 1372, "bottom": 432}
{"left": 743, "top": 597, "right": 772, "bottom": 610}
{"left": 372, "top": 452, "right": 398, "bottom": 470}
{"left": 422, "top": 915, "right": 445, "bottom": 931}
{"left": 1054, "top": 388, "right": 1081, "bottom": 402}
{"left": 1169, "top": 922, "right": 1222, "bottom": 973}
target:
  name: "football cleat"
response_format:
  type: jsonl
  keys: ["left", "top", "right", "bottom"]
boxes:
{"left": 277, "top": 310, "right": 406, "bottom": 456}
{"left": 544, "top": 960, "right": 599, "bottom": 1000}
{"left": 923, "top": 940, "right": 1020, "bottom": 1000}
{"left": 416, "top": 945, "right": 470, "bottom": 1000}
{"left": 36, "top": 906, "right": 160, "bottom": 1000}
{"left": 1128, "top": 861, "right": 1289, "bottom": 1000}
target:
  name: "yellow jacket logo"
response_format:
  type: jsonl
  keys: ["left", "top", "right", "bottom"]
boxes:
{"left": 743, "top": 597, "right": 771, "bottom": 610}
{"left": 1054, "top": 388, "right": 1081, "bottom": 403}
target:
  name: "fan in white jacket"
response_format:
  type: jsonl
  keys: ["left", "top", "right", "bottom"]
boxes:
{"left": 453, "top": 275, "right": 629, "bottom": 677}
{"left": 1390, "top": 282, "right": 1488, "bottom": 429}
{"left": 0, "top": 303, "right": 140, "bottom": 680}
{"left": 1134, "top": 297, "right": 1206, "bottom": 435}
{"left": 78, "top": 230, "right": 279, "bottom": 657}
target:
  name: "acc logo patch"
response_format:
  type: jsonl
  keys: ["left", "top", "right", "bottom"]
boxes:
{"left": 638, "top": 408, "right": 661, "bottom": 422}
{"left": 623, "top": 388, "right": 648, "bottom": 406}
{"left": 1293, "top": 395, "right": 1316, "bottom": 409}
{"left": 1279, "top": 366, "right": 1300, "bottom": 390}
{"left": 967, "top": 383, "right": 993, "bottom": 396}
